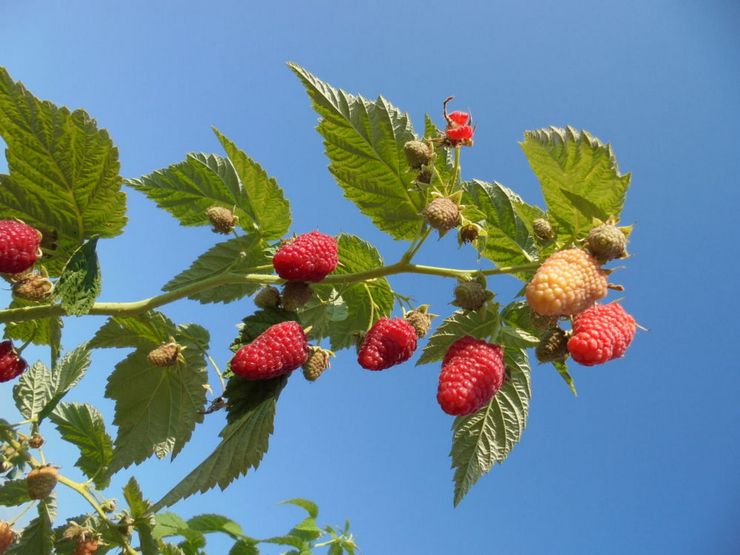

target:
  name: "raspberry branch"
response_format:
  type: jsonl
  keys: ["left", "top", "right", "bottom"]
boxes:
{"left": 0, "top": 261, "right": 541, "bottom": 324}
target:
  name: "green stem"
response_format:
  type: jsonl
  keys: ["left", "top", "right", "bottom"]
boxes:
{"left": 206, "top": 353, "right": 226, "bottom": 393}
{"left": 0, "top": 262, "right": 540, "bottom": 325}
{"left": 9, "top": 501, "right": 35, "bottom": 526}
{"left": 401, "top": 226, "right": 432, "bottom": 263}
{"left": 57, "top": 474, "right": 140, "bottom": 555}
{"left": 452, "top": 146, "right": 462, "bottom": 191}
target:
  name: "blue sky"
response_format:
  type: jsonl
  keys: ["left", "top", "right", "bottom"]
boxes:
{"left": 1, "top": 1, "right": 739, "bottom": 553}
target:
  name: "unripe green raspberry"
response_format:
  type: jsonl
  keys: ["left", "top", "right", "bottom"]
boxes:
{"left": 404, "top": 140, "right": 434, "bottom": 169}
{"left": 11, "top": 273, "right": 53, "bottom": 301}
{"left": 526, "top": 248, "right": 607, "bottom": 316}
{"left": 26, "top": 465, "right": 58, "bottom": 499}
{"left": 453, "top": 281, "right": 493, "bottom": 311}
{"left": 532, "top": 218, "right": 554, "bottom": 242}
{"left": 423, "top": 198, "right": 461, "bottom": 233}
{"left": 416, "top": 166, "right": 433, "bottom": 185}
{"left": 302, "top": 347, "right": 332, "bottom": 382}
{"left": 535, "top": 327, "right": 570, "bottom": 363}
{"left": 404, "top": 306, "right": 435, "bottom": 338}
{"left": 254, "top": 286, "right": 281, "bottom": 309}
{"left": 147, "top": 340, "right": 183, "bottom": 367}
{"left": 586, "top": 224, "right": 627, "bottom": 261}
{"left": 205, "top": 206, "right": 237, "bottom": 234}
{"left": 281, "top": 281, "right": 312, "bottom": 311}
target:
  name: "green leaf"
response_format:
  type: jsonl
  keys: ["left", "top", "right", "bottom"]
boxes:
{"left": 50, "top": 403, "right": 113, "bottom": 489}
{"left": 289, "top": 517, "right": 322, "bottom": 542}
{"left": 123, "top": 477, "right": 158, "bottom": 555}
{"left": 13, "top": 344, "right": 94, "bottom": 424}
{"left": 163, "top": 235, "right": 270, "bottom": 304}
{"left": 153, "top": 376, "right": 287, "bottom": 511}
{"left": 37, "top": 342, "right": 92, "bottom": 421}
{"left": 3, "top": 298, "right": 63, "bottom": 349}
{"left": 520, "top": 126, "right": 631, "bottom": 241}
{"left": 213, "top": 128, "right": 292, "bottom": 240}
{"left": 262, "top": 535, "right": 306, "bottom": 549}
{"left": 0, "top": 479, "right": 31, "bottom": 506}
{"left": 298, "top": 289, "right": 349, "bottom": 340}
{"left": 187, "top": 514, "right": 245, "bottom": 539}
{"left": 12, "top": 361, "right": 54, "bottom": 421}
{"left": 105, "top": 344, "right": 208, "bottom": 473}
{"left": 281, "top": 498, "right": 319, "bottom": 519}
{"left": 159, "top": 543, "right": 188, "bottom": 555}
{"left": 552, "top": 360, "right": 577, "bottom": 396}
{"left": 462, "top": 180, "right": 538, "bottom": 279}
{"left": 7, "top": 497, "right": 56, "bottom": 554}
{"left": 90, "top": 311, "right": 177, "bottom": 350}
{"left": 153, "top": 513, "right": 206, "bottom": 546}
{"left": 289, "top": 63, "right": 426, "bottom": 240}
{"left": 0, "top": 68, "right": 126, "bottom": 276}
{"left": 311, "top": 234, "right": 393, "bottom": 351}
{"left": 229, "top": 540, "right": 259, "bottom": 555}
{"left": 55, "top": 237, "right": 101, "bottom": 315}
{"left": 417, "top": 305, "right": 500, "bottom": 366}
{"left": 451, "top": 348, "right": 531, "bottom": 506}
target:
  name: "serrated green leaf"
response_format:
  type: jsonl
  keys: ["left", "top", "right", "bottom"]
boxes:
{"left": 50, "top": 402, "right": 113, "bottom": 489}
{"left": 213, "top": 128, "right": 291, "bottom": 240}
{"left": 187, "top": 514, "right": 245, "bottom": 539}
{"left": 106, "top": 344, "right": 207, "bottom": 473}
{"left": 152, "top": 376, "right": 287, "bottom": 511}
{"left": 37, "top": 342, "right": 92, "bottom": 421}
{"left": 159, "top": 543, "right": 188, "bottom": 555}
{"left": 163, "top": 235, "right": 270, "bottom": 304}
{"left": 520, "top": 126, "right": 631, "bottom": 241}
{"left": 123, "top": 477, "right": 158, "bottom": 555}
{"left": 289, "top": 63, "right": 426, "bottom": 240}
{"left": 290, "top": 517, "right": 322, "bottom": 542}
{"left": 552, "top": 360, "right": 577, "bottom": 396}
{"left": 55, "top": 237, "right": 101, "bottom": 315}
{"left": 417, "top": 305, "right": 500, "bottom": 366}
{"left": 13, "top": 361, "right": 54, "bottom": 420}
{"left": 229, "top": 540, "right": 259, "bottom": 555}
{"left": 462, "top": 180, "right": 538, "bottom": 279}
{"left": 13, "top": 344, "right": 94, "bottom": 424}
{"left": 314, "top": 234, "right": 393, "bottom": 351}
{"left": 451, "top": 348, "right": 531, "bottom": 506}
{"left": 298, "top": 289, "right": 349, "bottom": 340}
{"left": 0, "top": 68, "right": 126, "bottom": 276}
{"left": 90, "top": 311, "right": 177, "bottom": 350}
{"left": 498, "top": 300, "right": 545, "bottom": 349}
{"left": 3, "top": 298, "right": 63, "bottom": 349}
{"left": 262, "top": 535, "right": 306, "bottom": 549}
{"left": 7, "top": 497, "right": 56, "bottom": 554}
{"left": 153, "top": 513, "right": 206, "bottom": 546}
{"left": 281, "top": 498, "right": 319, "bottom": 519}
{"left": 0, "top": 478, "right": 31, "bottom": 506}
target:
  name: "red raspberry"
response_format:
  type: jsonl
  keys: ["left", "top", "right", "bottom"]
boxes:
{"left": 445, "top": 125, "right": 474, "bottom": 142}
{"left": 0, "top": 220, "right": 42, "bottom": 274}
{"left": 0, "top": 521, "right": 14, "bottom": 553}
{"left": 437, "top": 336, "right": 505, "bottom": 416}
{"left": 230, "top": 321, "right": 309, "bottom": 380}
{"left": 272, "top": 231, "right": 338, "bottom": 283}
{"left": 357, "top": 318, "right": 418, "bottom": 371}
{"left": 0, "top": 341, "right": 27, "bottom": 383}
{"left": 567, "top": 303, "right": 637, "bottom": 366}
{"left": 447, "top": 111, "right": 470, "bottom": 126}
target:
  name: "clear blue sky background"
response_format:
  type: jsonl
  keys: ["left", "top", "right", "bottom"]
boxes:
{"left": 1, "top": 1, "right": 739, "bottom": 553}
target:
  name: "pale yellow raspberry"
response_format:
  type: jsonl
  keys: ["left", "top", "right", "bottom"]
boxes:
{"left": 526, "top": 248, "right": 607, "bottom": 316}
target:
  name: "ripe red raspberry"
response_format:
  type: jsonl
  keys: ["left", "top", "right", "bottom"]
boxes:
{"left": 230, "top": 321, "right": 309, "bottom": 380}
{"left": 445, "top": 125, "right": 474, "bottom": 143}
{"left": 567, "top": 303, "right": 637, "bottom": 366}
{"left": 357, "top": 318, "right": 418, "bottom": 371}
{"left": 74, "top": 538, "right": 100, "bottom": 555}
{"left": 272, "top": 231, "right": 338, "bottom": 283}
{"left": 447, "top": 111, "right": 470, "bottom": 126}
{"left": 0, "top": 220, "right": 42, "bottom": 274}
{"left": 526, "top": 248, "right": 607, "bottom": 316}
{"left": 437, "top": 336, "right": 505, "bottom": 416}
{"left": 0, "top": 341, "right": 27, "bottom": 383}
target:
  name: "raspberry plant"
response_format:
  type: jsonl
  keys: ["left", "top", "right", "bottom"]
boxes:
{"left": 0, "top": 61, "right": 638, "bottom": 553}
